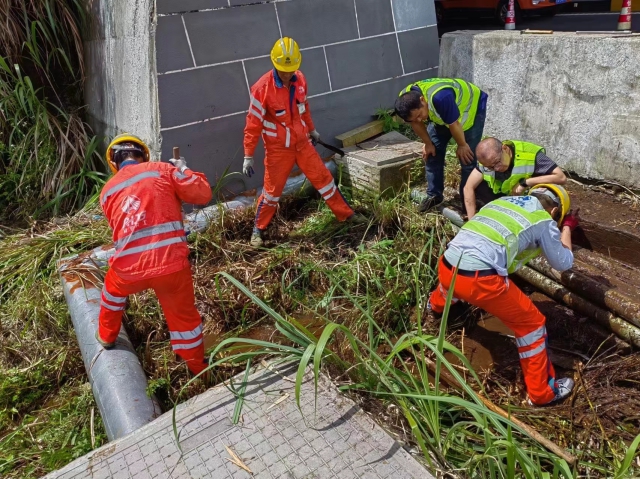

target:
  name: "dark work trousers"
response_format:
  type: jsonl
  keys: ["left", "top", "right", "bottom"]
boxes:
{"left": 425, "top": 107, "right": 486, "bottom": 207}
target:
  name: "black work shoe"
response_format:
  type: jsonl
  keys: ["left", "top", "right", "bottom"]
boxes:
{"left": 95, "top": 330, "right": 115, "bottom": 349}
{"left": 418, "top": 196, "right": 444, "bottom": 213}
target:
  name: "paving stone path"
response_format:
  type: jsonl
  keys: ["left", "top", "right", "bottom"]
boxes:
{"left": 46, "top": 363, "right": 433, "bottom": 478}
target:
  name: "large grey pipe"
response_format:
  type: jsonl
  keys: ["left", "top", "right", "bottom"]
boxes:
{"left": 59, "top": 162, "right": 335, "bottom": 441}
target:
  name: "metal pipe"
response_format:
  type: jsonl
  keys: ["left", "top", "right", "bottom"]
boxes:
{"left": 514, "top": 266, "right": 640, "bottom": 348}
{"left": 58, "top": 162, "right": 336, "bottom": 440}
{"left": 58, "top": 256, "right": 162, "bottom": 440}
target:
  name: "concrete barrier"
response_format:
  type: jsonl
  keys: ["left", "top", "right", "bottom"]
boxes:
{"left": 440, "top": 31, "right": 640, "bottom": 188}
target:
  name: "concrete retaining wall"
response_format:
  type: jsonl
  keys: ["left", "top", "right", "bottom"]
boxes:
{"left": 84, "top": 0, "right": 439, "bottom": 191}
{"left": 440, "top": 31, "right": 640, "bottom": 188}
{"left": 84, "top": 0, "right": 161, "bottom": 157}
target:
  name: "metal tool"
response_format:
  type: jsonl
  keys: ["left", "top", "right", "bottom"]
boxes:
{"left": 312, "top": 138, "right": 345, "bottom": 157}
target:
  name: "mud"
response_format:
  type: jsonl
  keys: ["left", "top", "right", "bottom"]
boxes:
{"left": 566, "top": 182, "right": 640, "bottom": 266}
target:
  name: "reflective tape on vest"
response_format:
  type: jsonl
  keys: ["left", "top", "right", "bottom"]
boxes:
{"left": 102, "top": 171, "right": 161, "bottom": 205}
{"left": 170, "top": 324, "right": 203, "bottom": 341}
{"left": 262, "top": 129, "right": 277, "bottom": 137}
{"left": 172, "top": 337, "right": 204, "bottom": 351}
{"left": 263, "top": 120, "right": 277, "bottom": 130}
{"left": 115, "top": 221, "right": 184, "bottom": 250}
{"left": 116, "top": 236, "right": 186, "bottom": 258}
{"left": 285, "top": 126, "right": 290, "bottom": 147}
{"left": 486, "top": 203, "right": 531, "bottom": 230}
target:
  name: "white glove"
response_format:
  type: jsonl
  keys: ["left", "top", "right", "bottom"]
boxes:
{"left": 310, "top": 130, "right": 321, "bottom": 143}
{"left": 243, "top": 156, "right": 255, "bottom": 178}
{"left": 169, "top": 156, "right": 188, "bottom": 173}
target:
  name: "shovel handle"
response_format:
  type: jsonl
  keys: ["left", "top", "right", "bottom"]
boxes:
{"left": 173, "top": 147, "right": 180, "bottom": 159}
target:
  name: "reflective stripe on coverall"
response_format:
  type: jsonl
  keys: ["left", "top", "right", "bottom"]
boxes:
{"left": 244, "top": 69, "right": 353, "bottom": 230}
{"left": 429, "top": 257, "right": 557, "bottom": 405}
{"left": 98, "top": 161, "right": 212, "bottom": 374}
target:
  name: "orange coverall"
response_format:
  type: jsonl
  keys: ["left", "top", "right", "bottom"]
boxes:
{"left": 99, "top": 161, "right": 212, "bottom": 374}
{"left": 429, "top": 257, "right": 557, "bottom": 405}
{"left": 244, "top": 69, "right": 353, "bottom": 230}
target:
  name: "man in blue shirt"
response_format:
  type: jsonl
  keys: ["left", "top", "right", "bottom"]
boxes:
{"left": 395, "top": 79, "right": 488, "bottom": 212}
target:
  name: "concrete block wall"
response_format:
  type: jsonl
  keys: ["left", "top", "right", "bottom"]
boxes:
{"left": 440, "top": 30, "right": 640, "bottom": 188}
{"left": 154, "top": 0, "right": 439, "bottom": 190}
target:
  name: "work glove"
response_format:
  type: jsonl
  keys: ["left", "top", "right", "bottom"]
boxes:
{"left": 169, "top": 156, "right": 188, "bottom": 173}
{"left": 243, "top": 156, "right": 255, "bottom": 178}
{"left": 310, "top": 130, "right": 321, "bottom": 145}
{"left": 561, "top": 209, "right": 580, "bottom": 231}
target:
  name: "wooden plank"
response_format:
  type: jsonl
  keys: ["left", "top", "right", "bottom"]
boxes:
{"left": 335, "top": 120, "right": 385, "bottom": 147}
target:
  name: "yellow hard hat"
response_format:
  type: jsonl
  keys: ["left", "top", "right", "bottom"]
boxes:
{"left": 105, "top": 133, "right": 150, "bottom": 174}
{"left": 530, "top": 183, "right": 570, "bottom": 224}
{"left": 270, "top": 37, "right": 301, "bottom": 73}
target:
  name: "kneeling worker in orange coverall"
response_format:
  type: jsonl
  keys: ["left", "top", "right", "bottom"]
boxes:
{"left": 96, "top": 134, "right": 212, "bottom": 375}
{"left": 428, "top": 184, "right": 580, "bottom": 406}
{"left": 242, "top": 37, "right": 365, "bottom": 247}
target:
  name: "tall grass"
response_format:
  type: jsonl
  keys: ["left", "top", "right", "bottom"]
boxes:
{"left": 0, "top": 0, "right": 106, "bottom": 223}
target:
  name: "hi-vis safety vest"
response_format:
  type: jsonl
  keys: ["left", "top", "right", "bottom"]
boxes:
{"left": 401, "top": 78, "right": 482, "bottom": 130}
{"left": 462, "top": 198, "right": 551, "bottom": 274}
{"left": 481, "top": 141, "right": 545, "bottom": 195}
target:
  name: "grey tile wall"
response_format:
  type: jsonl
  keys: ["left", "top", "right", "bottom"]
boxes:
{"left": 156, "top": 15, "right": 193, "bottom": 73}
{"left": 325, "top": 35, "right": 403, "bottom": 91}
{"left": 392, "top": 0, "right": 437, "bottom": 30}
{"left": 157, "top": 0, "right": 227, "bottom": 15}
{"left": 355, "top": 0, "right": 395, "bottom": 37}
{"left": 158, "top": 63, "right": 249, "bottom": 128}
{"left": 398, "top": 26, "right": 439, "bottom": 74}
{"left": 184, "top": 4, "right": 280, "bottom": 65}
{"left": 156, "top": 0, "right": 439, "bottom": 190}
{"left": 276, "top": 0, "right": 359, "bottom": 49}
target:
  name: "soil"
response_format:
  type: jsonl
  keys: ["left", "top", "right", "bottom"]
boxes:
{"left": 566, "top": 181, "right": 640, "bottom": 267}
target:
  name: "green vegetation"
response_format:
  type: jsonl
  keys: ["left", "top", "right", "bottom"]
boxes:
{"left": 0, "top": 0, "right": 105, "bottom": 224}
{"left": 0, "top": 209, "right": 111, "bottom": 478}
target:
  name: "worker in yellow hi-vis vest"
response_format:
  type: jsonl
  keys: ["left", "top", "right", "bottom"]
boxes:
{"left": 395, "top": 78, "right": 488, "bottom": 213}
{"left": 464, "top": 137, "right": 567, "bottom": 219}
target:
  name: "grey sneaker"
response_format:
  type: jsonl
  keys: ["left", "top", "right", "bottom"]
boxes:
{"left": 528, "top": 377, "right": 574, "bottom": 406}
{"left": 347, "top": 213, "right": 368, "bottom": 225}
{"left": 250, "top": 231, "right": 263, "bottom": 247}
{"left": 418, "top": 195, "right": 444, "bottom": 213}
{"left": 95, "top": 330, "right": 115, "bottom": 349}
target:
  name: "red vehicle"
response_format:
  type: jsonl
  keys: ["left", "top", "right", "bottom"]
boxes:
{"left": 435, "top": 0, "right": 564, "bottom": 24}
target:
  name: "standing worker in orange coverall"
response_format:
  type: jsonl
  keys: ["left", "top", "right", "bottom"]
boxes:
{"left": 428, "top": 184, "right": 580, "bottom": 406}
{"left": 242, "top": 37, "right": 365, "bottom": 247}
{"left": 96, "top": 134, "right": 212, "bottom": 375}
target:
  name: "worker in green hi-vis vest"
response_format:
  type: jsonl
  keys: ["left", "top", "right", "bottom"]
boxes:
{"left": 395, "top": 78, "right": 488, "bottom": 213}
{"left": 464, "top": 137, "right": 567, "bottom": 219}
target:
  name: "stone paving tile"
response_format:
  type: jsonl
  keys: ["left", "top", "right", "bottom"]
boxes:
{"left": 45, "top": 364, "right": 432, "bottom": 479}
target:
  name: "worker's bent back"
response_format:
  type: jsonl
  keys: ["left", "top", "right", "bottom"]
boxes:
{"left": 100, "top": 161, "right": 212, "bottom": 281}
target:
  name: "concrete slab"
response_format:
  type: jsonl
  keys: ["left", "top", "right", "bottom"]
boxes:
{"left": 45, "top": 364, "right": 431, "bottom": 479}
{"left": 156, "top": 15, "right": 194, "bottom": 74}
{"left": 398, "top": 26, "right": 439, "bottom": 75}
{"left": 325, "top": 35, "right": 403, "bottom": 91}
{"left": 184, "top": 5, "right": 280, "bottom": 66}
{"left": 391, "top": 0, "right": 437, "bottom": 31}
{"left": 354, "top": 0, "right": 395, "bottom": 38}
{"left": 354, "top": 131, "right": 422, "bottom": 166}
{"left": 276, "top": 0, "right": 358, "bottom": 49}
{"left": 158, "top": 62, "right": 249, "bottom": 128}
